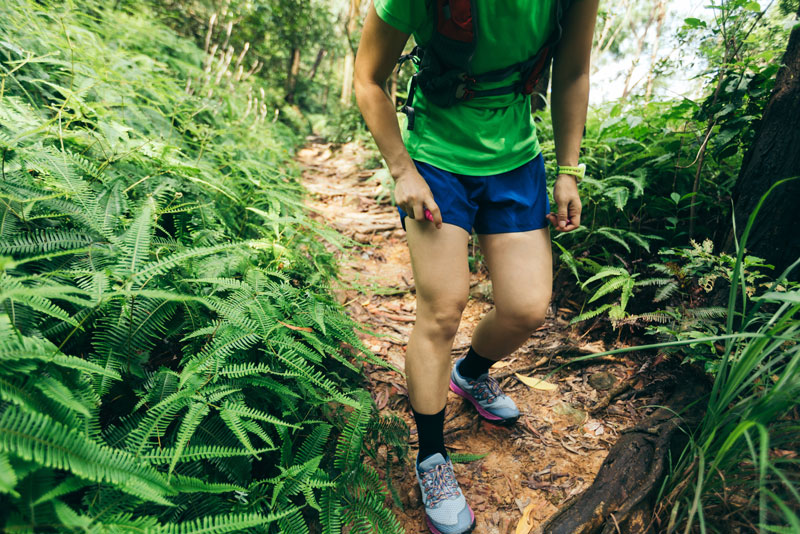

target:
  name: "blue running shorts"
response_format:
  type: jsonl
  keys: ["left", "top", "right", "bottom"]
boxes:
{"left": 398, "top": 153, "right": 550, "bottom": 234}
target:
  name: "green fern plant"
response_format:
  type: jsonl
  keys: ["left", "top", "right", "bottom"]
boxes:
{"left": 0, "top": 0, "right": 405, "bottom": 532}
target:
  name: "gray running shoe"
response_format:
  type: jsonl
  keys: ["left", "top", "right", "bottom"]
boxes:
{"left": 450, "top": 357, "right": 520, "bottom": 425}
{"left": 415, "top": 453, "right": 475, "bottom": 534}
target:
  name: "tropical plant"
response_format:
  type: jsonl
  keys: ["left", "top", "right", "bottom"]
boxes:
{"left": 0, "top": 1, "right": 406, "bottom": 532}
{"left": 657, "top": 182, "right": 800, "bottom": 533}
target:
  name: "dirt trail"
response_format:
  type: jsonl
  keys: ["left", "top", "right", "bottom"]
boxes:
{"left": 297, "top": 140, "right": 654, "bottom": 534}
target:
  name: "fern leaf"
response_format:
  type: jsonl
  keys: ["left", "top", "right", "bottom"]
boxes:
{"left": 595, "top": 228, "right": 632, "bottom": 252}
{"left": 320, "top": 488, "right": 342, "bottom": 534}
{"left": 0, "top": 407, "right": 174, "bottom": 505}
{"left": 153, "top": 510, "right": 298, "bottom": 534}
{"left": 334, "top": 392, "right": 371, "bottom": 471}
{"left": 655, "top": 281, "right": 679, "bottom": 302}
{"left": 218, "top": 408, "right": 259, "bottom": 457}
{"left": 116, "top": 199, "right": 155, "bottom": 274}
{"left": 450, "top": 452, "right": 488, "bottom": 463}
{"left": 0, "top": 451, "right": 18, "bottom": 496}
{"left": 32, "top": 476, "right": 90, "bottom": 505}
{"left": 588, "top": 276, "right": 627, "bottom": 303}
{"left": 582, "top": 266, "right": 628, "bottom": 287}
{"left": 33, "top": 376, "right": 92, "bottom": 418}
{"left": 141, "top": 445, "right": 274, "bottom": 464}
{"left": 169, "top": 474, "right": 247, "bottom": 494}
{"left": 0, "top": 230, "right": 95, "bottom": 255}
{"left": 570, "top": 303, "right": 613, "bottom": 324}
{"left": 296, "top": 424, "right": 332, "bottom": 465}
{"left": 168, "top": 402, "right": 210, "bottom": 477}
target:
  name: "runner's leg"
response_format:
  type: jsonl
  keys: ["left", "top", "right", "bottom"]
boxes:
{"left": 404, "top": 220, "right": 471, "bottom": 415}
{"left": 470, "top": 228, "right": 552, "bottom": 359}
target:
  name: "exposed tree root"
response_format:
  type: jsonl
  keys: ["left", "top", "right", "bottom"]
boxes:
{"left": 536, "top": 373, "right": 709, "bottom": 534}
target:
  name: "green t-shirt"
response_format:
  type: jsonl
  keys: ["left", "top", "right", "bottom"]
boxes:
{"left": 374, "top": 0, "right": 557, "bottom": 176}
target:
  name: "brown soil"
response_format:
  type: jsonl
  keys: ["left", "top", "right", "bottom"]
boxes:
{"left": 297, "top": 140, "right": 665, "bottom": 534}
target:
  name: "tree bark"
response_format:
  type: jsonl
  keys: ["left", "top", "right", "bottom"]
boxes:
{"left": 340, "top": 0, "right": 362, "bottom": 106}
{"left": 285, "top": 47, "right": 301, "bottom": 103}
{"left": 308, "top": 48, "right": 327, "bottom": 83}
{"left": 728, "top": 7, "right": 800, "bottom": 279}
{"left": 644, "top": 0, "right": 666, "bottom": 102}
{"left": 538, "top": 374, "right": 709, "bottom": 534}
{"left": 620, "top": 2, "right": 657, "bottom": 101}
{"left": 592, "top": 0, "right": 633, "bottom": 74}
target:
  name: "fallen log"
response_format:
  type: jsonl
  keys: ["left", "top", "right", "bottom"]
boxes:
{"left": 537, "top": 372, "right": 709, "bottom": 534}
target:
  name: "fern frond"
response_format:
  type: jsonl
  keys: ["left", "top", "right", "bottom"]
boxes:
{"left": 0, "top": 451, "right": 18, "bottom": 496}
{"left": 587, "top": 276, "right": 627, "bottom": 303}
{"left": 0, "top": 230, "right": 96, "bottom": 255}
{"left": 320, "top": 488, "right": 342, "bottom": 534}
{"left": 33, "top": 375, "right": 92, "bottom": 418}
{"left": 655, "top": 281, "right": 680, "bottom": 302}
{"left": 141, "top": 445, "right": 274, "bottom": 464}
{"left": 0, "top": 407, "right": 174, "bottom": 505}
{"left": 116, "top": 199, "right": 155, "bottom": 275}
{"left": 570, "top": 303, "right": 613, "bottom": 324}
{"left": 450, "top": 452, "right": 488, "bottom": 463}
{"left": 334, "top": 392, "right": 372, "bottom": 471}
{"left": 170, "top": 474, "right": 246, "bottom": 494}
{"left": 296, "top": 423, "right": 332, "bottom": 465}
{"left": 153, "top": 510, "right": 298, "bottom": 534}
{"left": 168, "top": 402, "right": 210, "bottom": 477}
{"left": 686, "top": 306, "right": 727, "bottom": 319}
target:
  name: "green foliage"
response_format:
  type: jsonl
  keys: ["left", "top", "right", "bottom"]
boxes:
{"left": 658, "top": 184, "right": 800, "bottom": 533}
{"left": 0, "top": 0, "right": 402, "bottom": 531}
{"left": 548, "top": 4, "right": 799, "bottom": 528}
{"left": 449, "top": 452, "right": 489, "bottom": 464}
{"left": 153, "top": 0, "right": 346, "bottom": 113}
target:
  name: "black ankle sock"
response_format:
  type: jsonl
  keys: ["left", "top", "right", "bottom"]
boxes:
{"left": 412, "top": 407, "right": 446, "bottom": 463}
{"left": 457, "top": 346, "right": 496, "bottom": 380}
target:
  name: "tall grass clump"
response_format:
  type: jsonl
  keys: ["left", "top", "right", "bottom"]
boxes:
{"left": 658, "top": 182, "right": 800, "bottom": 533}
{"left": 0, "top": 1, "right": 406, "bottom": 532}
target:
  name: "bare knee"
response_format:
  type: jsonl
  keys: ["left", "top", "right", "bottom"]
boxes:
{"left": 418, "top": 298, "right": 467, "bottom": 340}
{"left": 498, "top": 301, "right": 548, "bottom": 333}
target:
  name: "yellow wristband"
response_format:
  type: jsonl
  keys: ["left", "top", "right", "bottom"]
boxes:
{"left": 556, "top": 163, "right": 586, "bottom": 183}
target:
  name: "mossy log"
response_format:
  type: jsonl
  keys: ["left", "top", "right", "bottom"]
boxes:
{"left": 537, "top": 375, "right": 709, "bottom": 534}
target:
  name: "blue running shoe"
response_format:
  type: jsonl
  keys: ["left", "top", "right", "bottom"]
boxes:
{"left": 450, "top": 357, "right": 520, "bottom": 425}
{"left": 416, "top": 453, "right": 475, "bottom": 534}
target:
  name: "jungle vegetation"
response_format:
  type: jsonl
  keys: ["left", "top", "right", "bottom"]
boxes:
{"left": 0, "top": 0, "right": 798, "bottom": 532}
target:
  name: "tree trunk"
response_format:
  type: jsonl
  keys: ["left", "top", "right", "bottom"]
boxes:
{"left": 620, "top": 3, "right": 657, "bottom": 101}
{"left": 285, "top": 47, "right": 301, "bottom": 103}
{"left": 728, "top": 7, "right": 800, "bottom": 279}
{"left": 591, "top": 0, "right": 633, "bottom": 74}
{"left": 644, "top": 0, "right": 666, "bottom": 102}
{"left": 538, "top": 374, "right": 709, "bottom": 534}
{"left": 308, "top": 48, "right": 327, "bottom": 83}
{"left": 340, "top": 0, "right": 362, "bottom": 106}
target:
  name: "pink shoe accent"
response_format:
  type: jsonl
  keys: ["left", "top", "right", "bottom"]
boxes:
{"left": 449, "top": 380, "right": 503, "bottom": 421}
{"left": 425, "top": 507, "right": 476, "bottom": 534}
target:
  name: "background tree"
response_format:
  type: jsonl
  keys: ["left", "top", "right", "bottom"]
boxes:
{"left": 728, "top": 3, "right": 800, "bottom": 277}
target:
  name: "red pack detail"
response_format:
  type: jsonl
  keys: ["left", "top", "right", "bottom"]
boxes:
{"left": 522, "top": 47, "right": 551, "bottom": 94}
{"left": 436, "top": 0, "right": 474, "bottom": 42}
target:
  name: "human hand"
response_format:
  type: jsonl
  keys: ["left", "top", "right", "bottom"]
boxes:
{"left": 546, "top": 175, "right": 582, "bottom": 232}
{"left": 394, "top": 168, "right": 442, "bottom": 229}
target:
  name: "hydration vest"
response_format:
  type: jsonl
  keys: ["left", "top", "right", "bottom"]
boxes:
{"left": 399, "top": 0, "right": 573, "bottom": 130}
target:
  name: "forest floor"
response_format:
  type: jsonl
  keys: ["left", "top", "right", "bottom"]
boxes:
{"left": 297, "top": 140, "right": 668, "bottom": 534}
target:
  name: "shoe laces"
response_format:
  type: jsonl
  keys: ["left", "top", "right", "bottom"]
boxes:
{"left": 469, "top": 375, "right": 503, "bottom": 403}
{"left": 420, "top": 461, "right": 460, "bottom": 508}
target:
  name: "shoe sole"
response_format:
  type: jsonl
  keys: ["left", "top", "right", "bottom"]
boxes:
{"left": 449, "top": 379, "right": 519, "bottom": 427}
{"left": 426, "top": 508, "right": 476, "bottom": 534}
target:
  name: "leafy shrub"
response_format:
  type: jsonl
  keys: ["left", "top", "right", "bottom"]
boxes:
{"left": 0, "top": 1, "right": 405, "bottom": 532}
